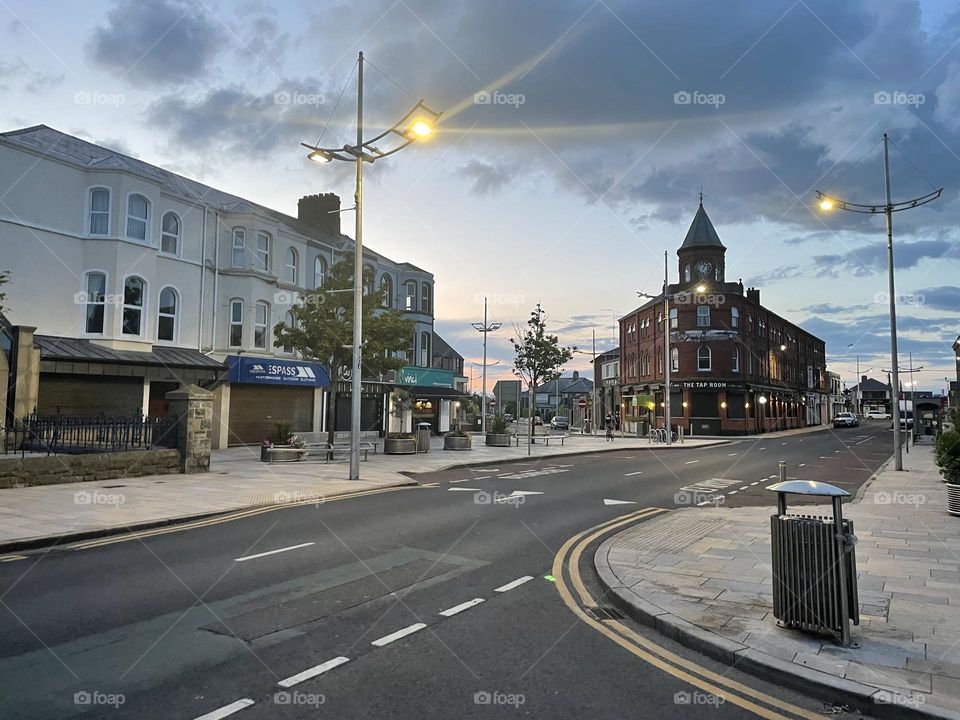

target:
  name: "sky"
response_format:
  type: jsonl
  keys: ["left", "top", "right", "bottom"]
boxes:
{"left": 1, "top": 0, "right": 958, "bottom": 394}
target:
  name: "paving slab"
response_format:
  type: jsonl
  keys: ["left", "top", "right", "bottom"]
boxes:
{"left": 596, "top": 444, "right": 960, "bottom": 719}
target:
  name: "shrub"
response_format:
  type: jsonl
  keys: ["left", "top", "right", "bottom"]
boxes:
{"left": 489, "top": 413, "right": 510, "bottom": 435}
{"left": 268, "top": 421, "right": 293, "bottom": 445}
{"left": 935, "top": 428, "right": 960, "bottom": 484}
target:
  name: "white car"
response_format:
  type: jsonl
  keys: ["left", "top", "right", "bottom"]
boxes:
{"left": 865, "top": 411, "right": 891, "bottom": 420}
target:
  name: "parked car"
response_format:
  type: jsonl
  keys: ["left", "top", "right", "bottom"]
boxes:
{"left": 833, "top": 412, "right": 859, "bottom": 428}
{"left": 550, "top": 416, "right": 569, "bottom": 430}
{"left": 865, "top": 411, "right": 891, "bottom": 420}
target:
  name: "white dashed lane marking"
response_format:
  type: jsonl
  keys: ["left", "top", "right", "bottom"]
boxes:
{"left": 685, "top": 460, "right": 699, "bottom": 464}
{"left": 234, "top": 543, "right": 314, "bottom": 563}
{"left": 624, "top": 471, "right": 644, "bottom": 476}
{"left": 495, "top": 576, "right": 534, "bottom": 593}
{"left": 372, "top": 623, "right": 427, "bottom": 647}
{"left": 439, "top": 598, "right": 485, "bottom": 617}
{"left": 278, "top": 657, "right": 350, "bottom": 688}
{"left": 194, "top": 699, "right": 255, "bottom": 720}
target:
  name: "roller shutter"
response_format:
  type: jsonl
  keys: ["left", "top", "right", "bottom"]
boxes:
{"left": 38, "top": 375, "right": 143, "bottom": 416}
{"left": 228, "top": 385, "right": 314, "bottom": 445}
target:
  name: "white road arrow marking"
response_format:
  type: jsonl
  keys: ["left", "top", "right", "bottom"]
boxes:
{"left": 604, "top": 499, "right": 637, "bottom": 506}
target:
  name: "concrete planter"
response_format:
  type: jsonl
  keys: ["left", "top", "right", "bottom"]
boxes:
{"left": 384, "top": 438, "right": 418, "bottom": 455}
{"left": 946, "top": 482, "right": 960, "bottom": 517}
{"left": 486, "top": 433, "right": 512, "bottom": 447}
{"left": 443, "top": 435, "right": 472, "bottom": 451}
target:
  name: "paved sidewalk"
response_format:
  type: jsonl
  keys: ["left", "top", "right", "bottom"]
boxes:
{"left": 596, "top": 443, "right": 960, "bottom": 719}
{"left": 0, "top": 433, "right": 725, "bottom": 551}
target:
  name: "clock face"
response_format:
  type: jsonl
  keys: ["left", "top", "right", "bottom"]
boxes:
{"left": 695, "top": 261, "right": 712, "bottom": 278}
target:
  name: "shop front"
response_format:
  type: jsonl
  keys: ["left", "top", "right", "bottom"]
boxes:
{"left": 225, "top": 356, "right": 329, "bottom": 445}
{"left": 391, "top": 366, "right": 468, "bottom": 435}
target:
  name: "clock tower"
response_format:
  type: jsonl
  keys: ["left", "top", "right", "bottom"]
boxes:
{"left": 677, "top": 198, "right": 726, "bottom": 287}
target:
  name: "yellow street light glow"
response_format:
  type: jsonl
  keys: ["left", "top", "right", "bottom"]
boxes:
{"left": 819, "top": 198, "right": 834, "bottom": 210}
{"left": 409, "top": 119, "right": 433, "bottom": 138}
{"left": 695, "top": 284, "right": 706, "bottom": 293}
{"left": 308, "top": 150, "right": 331, "bottom": 164}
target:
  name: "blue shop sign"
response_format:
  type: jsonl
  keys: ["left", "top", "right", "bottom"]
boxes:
{"left": 227, "top": 356, "right": 329, "bottom": 387}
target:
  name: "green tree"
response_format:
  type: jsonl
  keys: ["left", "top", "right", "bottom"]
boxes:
{"left": 274, "top": 259, "right": 414, "bottom": 445}
{"left": 509, "top": 303, "right": 575, "bottom": 446}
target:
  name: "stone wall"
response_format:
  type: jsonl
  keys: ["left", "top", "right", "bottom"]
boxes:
{"left": 0, "top": 449, "right": 180, "bottom": 488}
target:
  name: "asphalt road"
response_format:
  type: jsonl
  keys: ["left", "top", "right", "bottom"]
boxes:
{"left": 0, "top": 424, "right": 893, "bottom": 720}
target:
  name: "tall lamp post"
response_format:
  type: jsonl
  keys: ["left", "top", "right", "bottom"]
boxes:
{"left": 637, "top": 252, "right": 706, "bottom": 446}
{"left": 846, "top": 344, "right": 861, "bottom": 416}
{"left": 816, "top": 132, "right": 942, "bottom": 471}
{"left": 302, "top": 51, "right": 441, "bottom": 480}
{"left": 471, "top": 297, "right": 501, "bottom": 436}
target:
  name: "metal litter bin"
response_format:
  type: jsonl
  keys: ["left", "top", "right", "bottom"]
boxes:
{"left": 416, "top": 422, "right": 431, "bottom": 453}
{"left": 767, "top": 465, "right": 859, "bottom": 646}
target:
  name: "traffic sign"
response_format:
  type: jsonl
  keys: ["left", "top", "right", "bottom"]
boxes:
{"left": 489, "top": 398, "right": 497, "bottom": 406}
{"left": 578, "top": 399, "right": 588, "bottom": 408}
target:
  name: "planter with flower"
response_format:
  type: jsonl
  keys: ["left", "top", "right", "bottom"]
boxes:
{"left": 485, "top": 413, "right": 513, "bottom": 447}
{"left": 936, "top": 408, "right": 960, "bottom": 515}
{"left": 444, "top": 421, "right": 472, "bottom": 451}
{"left": 384, "top": 432, "right": 417, "bottom": 455}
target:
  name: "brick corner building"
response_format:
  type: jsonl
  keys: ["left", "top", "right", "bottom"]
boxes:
{"left": 619, "top": 201, "right": 828, "bottom": 436}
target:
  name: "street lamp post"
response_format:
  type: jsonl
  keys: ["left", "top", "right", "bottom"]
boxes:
{"left": 302, "top": 51, "right": 441, "bottom": 480}
{"left": 816, "top": 132, "right": 941, "bottom": 471}
{"left": 471, "top": 297, "right": 501, "bottom": 437}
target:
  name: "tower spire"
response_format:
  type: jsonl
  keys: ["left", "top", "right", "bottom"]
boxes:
{"left": 698, "top": 185, "right": 704, "bottom": 206}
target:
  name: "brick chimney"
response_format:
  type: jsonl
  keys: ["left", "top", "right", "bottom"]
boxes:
{"left": 572, "top": 370, "right": 580, "bottom": 381}
{"left": 746, "top": 287, "right": 760, "bottom": 305}
{"left": 298, "top": 193, "right": 340, "bottom": 235}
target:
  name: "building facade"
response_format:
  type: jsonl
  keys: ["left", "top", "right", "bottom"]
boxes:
{"left": 0, "top": 125, "right": 459, "bottom": 445}
{"left": 593, "top": 347, "right": 621, "bottom": 428}
{"left": 619, "top": 202, "right": 828, "bottom": 436}
{"left": 851, "top": 376, "right": 891, "bottom": 415}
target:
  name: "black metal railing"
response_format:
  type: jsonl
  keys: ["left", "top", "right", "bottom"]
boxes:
{"left": 1, "top": 412, "right": 178, "bottom": 457}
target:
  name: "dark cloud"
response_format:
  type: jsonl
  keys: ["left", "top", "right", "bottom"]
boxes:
{"left": 744, "top": 264, "right": 802, "bottom": 286}
{"left": 88, "top": 0, "right": 225, "bottom": 85}
{"left": 811, "top": 238, "right": 960, "bottom": 277}
{"left": 913, "top": 285, "right": 960, "bottom": 312}
{"left": 146, "top": 79, "right": 332, "bottom": 158}
{"left": 456, "top": 160, "right": 516, "bottom": 196}
{"left": 0, "top": 57, "right": 63, "bottom": 93}
{"left": 795, "top": 303, "right": 871, "bottom": 315}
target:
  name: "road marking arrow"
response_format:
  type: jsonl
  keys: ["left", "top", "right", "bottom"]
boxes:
{"left": 604, "top": 499, "right": 637, "bottom": 505}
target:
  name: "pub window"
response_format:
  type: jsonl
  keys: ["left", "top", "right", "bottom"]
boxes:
{"left": 697, "top": 306, "right": 710, "bottom": 327}
{"left": 732, "top": 346, "right": 740, "bottom": 373}
{"left": 669, "top": 308, "right": 678, "bottom": 329}
{"left": 684, "top": 264, "right": 691, "bottom": 282}
{"left": 697, "top": 345, "right": 711, "bottom": 371}
{"left": 731, "top": 307, "right": 739, "bottom": 328}
{"left": 670, "top": 347, "right": 679, "bottom": 372}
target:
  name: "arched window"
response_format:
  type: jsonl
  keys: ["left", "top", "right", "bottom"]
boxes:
{"left": 731, "top": 307, "right": 740, "bottom": 328}
{"left": 285, "top": 247, "right": 298, "bottom": 285}
{"left": 732, "top": 346, "right": 740, "bottom": 373}
{"left": 363, "top": 266, "right": 375, "bottom": 296}
{"left": 420, "top": 331, "right": 430, "bottom": 366}
{"left": 313, "top": 256, "right": 326, "bottom": 288}
{"left": 122, "top": 276, "right": 145, "bottom": 335}
{"left": 281, "top": 310, "right": 296, "bottom": 353}
{"left": 126, "top": 194, "right": 150, "bottom": 242}
{"left": 254, "top": 301, "right": 269, "bottom": 348}
{"left": 697, "top": 345, "right": 711, "bottom": 371}
{"left": 421, "top": 282, "right": 432, "bottom": 314}
{"left": 83, "top": 272, "right": 106, "bottom": 333}
{"left": 229, "top": 299, "right": 243, "bottom": 347}
{"left": 669, "top": 307, "right": 678, "bottom": 329}
{"left": 404, "top": 280, "right": 417, "bottom": 311}
{"left": 715, "top": 265, "right": 722, "bottom": 281}
{"left": 670, "top": 347, "right": 679, "bottom": 372}
{"left": 88, "top": 188, "right": 110, "bottom": 235}
{"left": 161, "top": 212, "right": 180, "bottom": 255}
{"left": 684, "top": 264, "right": 691, "bottom": 282}
{"left": 232, "top": 228, "right": 246, "bottom": 268}
{"left": 380, "top": 274, "right": 393, "bottom": 308}
{"left": 255, "top": 232, "right": 271, "bottom": 272}
{"left": 158, "top": 287, "right": 178, "bottom": 342}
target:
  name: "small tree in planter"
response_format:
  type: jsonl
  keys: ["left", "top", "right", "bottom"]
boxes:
{"left": 385, "top": 390, "right": 417, "bottom": 453}
{"left": 936, "top": 408, "right": 960, "bottom": 515}
{"left": 509, "top": 303, "right": 574, "bottom": 453}
{"left": 443, "top": 421, "right": 472, "bottom": 450}
{"left": 486, "top": 413, "right": 512, "bottom": 447}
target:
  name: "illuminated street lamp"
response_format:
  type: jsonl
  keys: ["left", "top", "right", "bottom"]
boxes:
{"left": 471, "top": 297, "right": 502, "bottom": 436}
{"left": 816, "top": 132, "right": 941, "bottom": 471}
{"left": 302, "top": 51, "right": 441, "bottom": 480}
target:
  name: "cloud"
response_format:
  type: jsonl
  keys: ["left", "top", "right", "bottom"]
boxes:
{"left": 796, "top": 303, "right": 871, "bottom": 315}
{"left": 88, "top": 0, "right": 225, "bottom": 85}
{"left": 811, "top": 238, "right": 960, "bottom": 277}
{"left": 744, "top": 264, "right": 802, "bottom": 286}
{"left": 456, "top": 159, "right": 517, "bottom": 196}
{"left": 0, "top": 57, "right": 63, "bottom": 93}
{"left": 912, "top": 285, "right": 960, "bottom": 311}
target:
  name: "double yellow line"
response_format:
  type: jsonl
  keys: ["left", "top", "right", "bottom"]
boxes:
{"left": 553, "top": 509, "right": 822, "bottom": 720}
{"left": 68, "top": 485, "right": 415, "bottom": 551}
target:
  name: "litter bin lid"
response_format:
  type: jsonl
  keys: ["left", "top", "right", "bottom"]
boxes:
{"left": 417, "top": 422, "right": 431, "bottom": 428}
{"left": 766, "top": 480, "right": 849, "bottom": 497}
